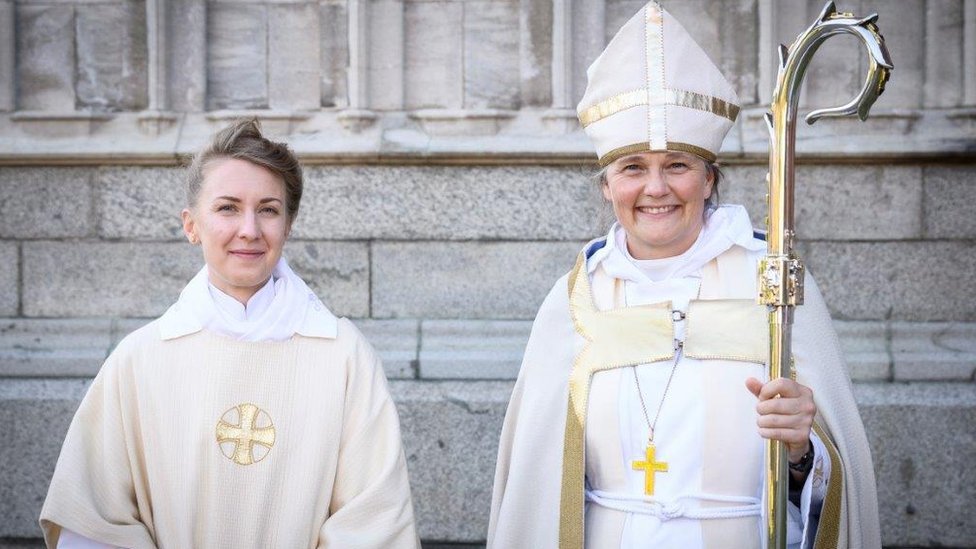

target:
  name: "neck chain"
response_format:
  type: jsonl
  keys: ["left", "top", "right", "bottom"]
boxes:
{"left": 624, "top": 278, "right": 701, "bottom": 496}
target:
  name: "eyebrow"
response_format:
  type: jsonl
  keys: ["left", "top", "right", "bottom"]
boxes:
{"left": 213, "top": 196, "right": 283, "bottom": 204}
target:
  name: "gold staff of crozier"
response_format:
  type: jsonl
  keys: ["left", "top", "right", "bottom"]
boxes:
{"left": 758, "top": 2, "right": 892, "bottom": 548}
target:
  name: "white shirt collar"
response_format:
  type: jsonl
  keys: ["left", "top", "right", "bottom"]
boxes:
{"left": 158, "top": 257, "right": 338, "bottom": 341}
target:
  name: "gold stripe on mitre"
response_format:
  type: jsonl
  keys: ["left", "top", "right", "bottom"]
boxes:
{"left": 559, "top": 253, "right": 674, "bottom": 548}
{"left": 577, "top": 87, "right": 740, "bottom": 128}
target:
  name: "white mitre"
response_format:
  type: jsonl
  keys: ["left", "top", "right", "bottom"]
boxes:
{"left": 577, "top": 1, "right": 740, "bottom": 165}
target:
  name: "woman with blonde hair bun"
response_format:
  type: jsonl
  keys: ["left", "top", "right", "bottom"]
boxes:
{"left": 40, "top": 119, "right": 420, "bottom": 549}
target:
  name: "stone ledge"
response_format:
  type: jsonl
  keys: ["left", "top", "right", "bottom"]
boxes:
{"left": 1, "top": 380, "right": 973, "bottom": 546}
{"left": 2, "top": 318, "right": 975, "bottom": 382}
{"left": 1, "top": 108, "right": 974, "bottom": 165}
{"left": 0, "top": 318, "right": 419, "bottom": 380}
{"left": 419, "top": 320, "right": 532, "bottom": 379}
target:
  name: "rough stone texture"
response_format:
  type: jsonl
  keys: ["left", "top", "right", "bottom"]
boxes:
{"left": 923, "top": 165, "right": 976, "bottom": 239}
{"left": 891, "top": 322, "right": 976, "bottom": 381}
{"left": 167, "top": 0, "right": 206, "bottom": 111}
{"left": 372, "top": 241, "right": 583, "bottom": 319}
{"left": 0, "top": 378, "right": 91, "bottom": 538}
{"left": 836, "top": 320, "right": 890, "bottom": 382}
{"left": 293, "top": 165, "right": 604, "bottom": 240}
{"left": 803, "top": 241, "right": 976, "bottom": 322}
{"left": 0, "top": 319, "right": 112, "bottom": 377}
{"left": 464, "top": 1, "right": 520, "bottom": 110}
{"left": 282, "top": 241, "right": 370, "bottom": 319}
{"left": 319, "top": 0, "right": 348, "bottom": 108}
{"left": 0, "top": 168, "right": 93, "bottom": 239}
{"left": 207, "top": 5, "right": 268, "bottom": 110}
{"left": 718, "top": 164, "right": 924, "bottom": 240}
{"left": 924, "top": 0, "right": 964, "bottom": 108}
{"left": 0, "top": 244, "right": 17, "bottom": 316}
{"left": 15, "top": 5, "right": 75, "bottom": 111}
{"left": 405, "top": 1, "right": 463, "bottom": 109}
{"left": 95, "top": 166, "right": 184, "bottom": 240}
{"left": 269, "top": 3, "right": 320, "bottom": 111}
{"left": 75, "top": 3, "right": 148, "bottom": 111}
{"left": 355, "top": 319, "right": 418, "bottom": 379}
{"left": 856, "top": 382, "right": 976, "bottom": 548}
{"left": 419, "top": 320, "right": 531, "bottom": 379}
{"left": 22, "top": 242, "right": 200, "bottom": 317}
{"left": 794, "top": 165, "right": 923, "bottom": 240}
{"left": 518, "top": 0, "right": 552, "bottom": 107}
{"left": 392, "top": 380, "right": 511, "bottom": 541}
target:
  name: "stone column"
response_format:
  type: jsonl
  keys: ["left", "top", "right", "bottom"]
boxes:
{"left": 924, "top": 0, "right": 964, "bottom": 108}
{"left": 339, "top": 0, "right": 382, "bottom": 130}
{"left": 519, "top": 0, "right": 552, "bottom": 107}
{"left": 168, "top": 0, "right": 206, "bottom": 112}
{"left": 0, "top": 0, "right": 13, "bottom": 111}
{"left": 269, "top": 1, "right": 320, "bottom": 111}
{"left": 140, "top": 0, "right": 178, "bottom": 133}
{"left": 965, "top": 0, "right": 976, "bottom": 105}
{"left": 550, "top": 0, "right": 572, "bottom": 109}
{"left": 570, "top": 0, "right": 604, "bottom": 103}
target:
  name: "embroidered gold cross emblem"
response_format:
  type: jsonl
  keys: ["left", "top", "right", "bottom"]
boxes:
{"left": 632, "top": 443, "right": 669, "bottom": 495}
{"left": 216, "top": 403, "right": 276, "bottom": 466}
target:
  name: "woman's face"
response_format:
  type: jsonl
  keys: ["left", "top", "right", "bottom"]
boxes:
{"left": 181, "top": 158, "right": 290, "bottom": 304}
{"left": 603, "top": 151, "right": 713, "bottom": 260}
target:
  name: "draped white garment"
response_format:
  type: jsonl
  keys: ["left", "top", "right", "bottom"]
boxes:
{"left": 58, "top": 257, "right": 338, "bottom": 549}
{"left": 585, "top": 205, "right": 830, "bottom": 549}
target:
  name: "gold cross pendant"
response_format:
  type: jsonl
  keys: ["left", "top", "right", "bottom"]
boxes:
{"left": 632, "top": 443, "right": 669, "bottom": 495}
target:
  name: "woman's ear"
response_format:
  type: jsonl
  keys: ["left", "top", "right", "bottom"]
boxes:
{"left": 181, "top": 208, "right": 198, "bottom": 244}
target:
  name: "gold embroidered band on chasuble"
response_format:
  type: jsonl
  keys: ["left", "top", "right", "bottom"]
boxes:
{"left": 558, "top": 252, "right": 774, "bottom": 548}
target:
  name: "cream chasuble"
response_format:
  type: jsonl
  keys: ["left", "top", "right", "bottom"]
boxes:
{"left": 488, "top": 229, "right": 880, "bottom": 548}
{"left": 40, "top": 258, "right": 419, "bottom": 549}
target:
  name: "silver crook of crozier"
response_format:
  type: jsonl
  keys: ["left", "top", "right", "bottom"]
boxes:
{"left": 794, "top": 1, "right": 894, "bottom": 124}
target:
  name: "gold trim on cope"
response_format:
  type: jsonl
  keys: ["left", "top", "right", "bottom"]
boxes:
{"left": 216, "top": 403, "right": 276, "bottom": 466}
{"left": 559, "top": 254, "right": 675, "bottom": 548}
{"left": 578, "top": 88, "right": 740, "bottom": 128}
{"left": 811, "top": 423, "right": 844, "bottom": 549}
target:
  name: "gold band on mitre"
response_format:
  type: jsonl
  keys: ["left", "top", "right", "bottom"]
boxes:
{"left": 599, "top": 141, "right": 719, "bottom": 166}
{"left": 578, "top": 88, "right": 740, "bottom": 128}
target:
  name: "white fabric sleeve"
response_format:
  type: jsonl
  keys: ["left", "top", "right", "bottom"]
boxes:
{"left": 56, "top": 528, "right": 121, "bottom": 549}
{"left": 799, "top": 430, "right": 831, "bottom": 549}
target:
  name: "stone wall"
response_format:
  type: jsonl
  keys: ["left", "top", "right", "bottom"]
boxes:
{"left": 1, "top": 0, "right": 974, "bottom": 547}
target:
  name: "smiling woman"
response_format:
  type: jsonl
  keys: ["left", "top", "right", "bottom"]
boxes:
{"left": 488, "top": 2, "right": 879, "bottom": 548}
{"left": 39, "top": 120, "right": 420, "bottom": 549}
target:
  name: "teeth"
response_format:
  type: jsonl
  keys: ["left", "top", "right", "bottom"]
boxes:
{"left": 640, "top": 206, "right": 676, "bottom": 214}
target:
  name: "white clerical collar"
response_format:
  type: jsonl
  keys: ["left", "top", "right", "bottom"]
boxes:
{"left": 208, "top": 276, "right": 277, "bottom": 322}
{"left": 158, "top": 257, "right": 338, "bottom": 341}
{"left": 587, "top": 204, "right": 765, "bottom": 282}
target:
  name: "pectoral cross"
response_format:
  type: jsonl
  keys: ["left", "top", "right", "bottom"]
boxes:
{"left": 632, "top": 443, "right": 668, "bottom": 495}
